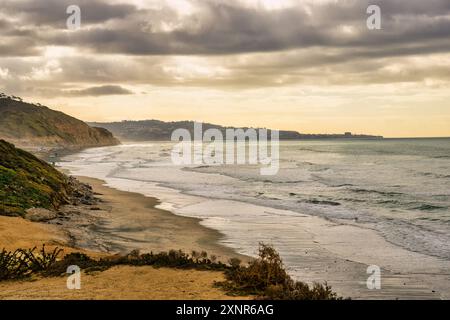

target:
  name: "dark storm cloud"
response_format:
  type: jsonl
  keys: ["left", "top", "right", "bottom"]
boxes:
{"left": 1, "top": 0, "right": 449, "bottom": 56}
{"left": 1, "top": 0, "right": 450, "bottom": 93}
{"left": 0, "top": 0, "right": 135, "bottom": 27}
{"left": 65, "top": 85, "right": 133, "bottom": 96}
{"left": 57, "top": 0, "right": 450, "bottom": 56}
{"left": 0, "top": 0, "right": 135, "bottom": 56}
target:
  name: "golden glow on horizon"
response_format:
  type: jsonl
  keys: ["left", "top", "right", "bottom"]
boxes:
{"left": 36, "top": 82, "right": 450, "bottom": 138}
{"left": 2, "top": 0, "right": 450, "bottom": 138}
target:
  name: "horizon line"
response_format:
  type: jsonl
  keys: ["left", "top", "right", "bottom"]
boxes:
{"left": 86, "top": 119, "right": 450, "bottom": 140}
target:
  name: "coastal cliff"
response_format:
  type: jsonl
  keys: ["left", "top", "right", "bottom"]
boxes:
{"left": 0, "top": 94, "right": 119, "bottom": 148}
{"left": 0, "top": 139, "right": 70, "bottom": 216}
{"left": 0, "top": 140, "right": 95, "bottom": 217}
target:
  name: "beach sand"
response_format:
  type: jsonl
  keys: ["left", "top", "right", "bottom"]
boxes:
{"left": 0, "top": 177, "right": 249, "bottom": 300}
{"left": 55, "top": 176, "right": 248, "bottom": 263}
{"left": 0, "top": 266, "right": 244, "bottom": 300}
{"left": 0, "top": 216, "right": 66, "bottom": 252}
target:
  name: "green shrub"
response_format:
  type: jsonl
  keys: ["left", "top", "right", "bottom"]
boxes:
{"left": 0, "top": 249, "right": 30, "bottom": 280}
{"left": 18, "top": 245, "right": 63, "bottom": 272}
{"left": 0, "top": 245, "right": 61, "bottom": 280}
{"left": 216, "top": 243, "right": 342, "bottom": 300}
{"left": 43, "top": 249, "right": 229, "bottom": 277}
{"left": 43, "top": 252, "right": 102, "bottom": 276}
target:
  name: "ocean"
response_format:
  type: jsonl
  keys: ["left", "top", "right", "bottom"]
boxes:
{"left": 60, "top": 138, "right": 450, "bottom": 282}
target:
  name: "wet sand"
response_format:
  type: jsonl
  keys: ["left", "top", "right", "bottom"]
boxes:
{"left": 275, "top": 214, "right": 450, "bottom": 300}
{"left": 184, "top": 199, "right": 450, "bottom": 300}
{"left": 54, "top": 176, "right": 248, "bottom": 264}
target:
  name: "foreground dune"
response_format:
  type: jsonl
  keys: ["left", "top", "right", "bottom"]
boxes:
{"left": 0, "top": 266, "right": 247, "bottom": 300}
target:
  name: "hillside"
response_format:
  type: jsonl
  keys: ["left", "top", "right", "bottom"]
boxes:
{"left": 0, "top": 140, "right": 70, "bottom": 216}
{"left": 0, "top": 94, "right": 119, "bottom": 148}
{"left": 89, "top": 120, "right": 383, "bottom": 141}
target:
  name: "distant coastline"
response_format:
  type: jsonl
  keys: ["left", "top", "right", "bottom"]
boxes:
{"left": 89, "top": 120, "right": 384, "bottom": 142}
{"left": 383, "top": 136, "right": 450, "bottom": 140}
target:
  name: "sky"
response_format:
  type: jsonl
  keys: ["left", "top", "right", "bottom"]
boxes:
{"left": 0, "top": 0, "right": 449, "bottom": 137}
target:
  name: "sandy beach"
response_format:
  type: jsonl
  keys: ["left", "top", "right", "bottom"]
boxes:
{"left": 0, "top": 266, "right": 244, "bottom": 300}
{"left": 0, "top": 176, "right": 249, "bottom": 300}
{"left": 54, "top": 176, "right": 248, "bottom": 263}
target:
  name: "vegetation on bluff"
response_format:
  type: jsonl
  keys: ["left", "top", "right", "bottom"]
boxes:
{"left": 0, "top": 139, "right": 70, "bottom": 216}
{"left": 0, "top": 94, "right": 119, "bottom": 147}
{"left": 0, "top": 243, "right": 341, "bottom": 300}
{"left": 0, "top": 246, "right": 62, "bottom": 280}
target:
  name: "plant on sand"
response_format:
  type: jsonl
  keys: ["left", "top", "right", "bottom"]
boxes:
{"left": 215, "top": 243, "right": 342, "bottom": 300}
{"left": 18, "top": 245, "right": 63, "bottom": 272}
{"left": 0, "top": 249, "right": 30, "bottom": 280}
{"left": 0, "top": 245, "right": 62, "bottom": 280}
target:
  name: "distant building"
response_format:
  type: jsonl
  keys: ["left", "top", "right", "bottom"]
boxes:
{"left": 344, "top": 132, "right": 352, "bottom": 137}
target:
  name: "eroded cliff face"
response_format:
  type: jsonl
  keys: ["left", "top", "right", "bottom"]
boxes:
{"left": 0, "top": 138, "right": 101, "bottom": 217}
{"left": 0, "top": 95, "right": 119, "bottom": 148}
{"left": 0, "top": 139, "right": 70, "bottom": 216}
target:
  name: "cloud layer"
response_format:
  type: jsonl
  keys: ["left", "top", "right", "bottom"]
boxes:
{"left": 0, "top": 0, "right": 449, "bottom": 136}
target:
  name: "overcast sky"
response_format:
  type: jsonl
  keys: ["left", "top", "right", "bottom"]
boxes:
{"left": 1, "top": 0, "right": 449, "bottom": 137}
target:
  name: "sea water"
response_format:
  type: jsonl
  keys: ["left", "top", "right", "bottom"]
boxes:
{"left": 60, "top": 139, "right": 450, "bottom": 266}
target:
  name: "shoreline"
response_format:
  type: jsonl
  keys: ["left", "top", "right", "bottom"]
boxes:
{"left": 169, "top": 197, "right": 450, "bottom": 300}
{"left": 1, "top": 142, "right": 248, "bottom": 262}
{"left": 74, "top": 175, "right": 450, "bottom": 300}
{"left": 58, "top": 145, "right": 450, "bottom": 300}
{"left": 74, "top": 176, "right": 450, "bottom": 300}
{"left": 4, "top": 142, "right": 447, "bottom": 300}
{"left": 2, "top": 155, "right": 449, "bottom": 299}
{"left": 0, "top": 175, "right": 250, "bottom": 300}
{"left": 59, "top": 176, "right": 249, "bottom": 264}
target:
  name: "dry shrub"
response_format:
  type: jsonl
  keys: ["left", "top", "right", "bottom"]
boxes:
{"left": 0, "top": 245, "right": 62, "bottom": 280}
{"left": 216, "top": 243, "right": 342, "bottom": 300}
